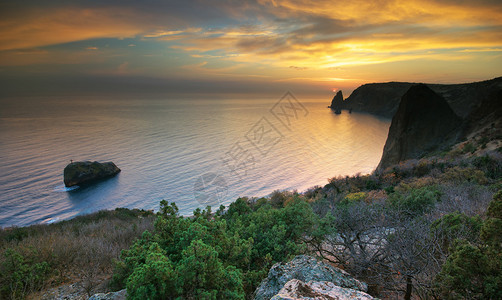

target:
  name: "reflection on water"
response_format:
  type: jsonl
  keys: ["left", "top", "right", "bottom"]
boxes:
{"left": 0, "top": 96, "right": 390, "bottom": 227}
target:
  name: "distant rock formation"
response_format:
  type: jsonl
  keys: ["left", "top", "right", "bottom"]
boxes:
{"left": 377, "top": 84, "right": 462, "bottom": 170}
{"left": 64, "top": 161, "right": 121, "bottom": 187}
{"left": 329, "top": 90, "right": 344, "bottom": 114}
{"left": 254, "top": 255, "right": 371, "bottom": 300}
{"left": 343, "top": 77, "right": 502, "bottom": 119}
{"left": 344, "top": 82, "right": 414, "bottom": 118}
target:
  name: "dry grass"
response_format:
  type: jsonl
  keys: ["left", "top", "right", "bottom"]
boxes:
{"left": 0, "top": 208, "right": 155, "bottom": 299}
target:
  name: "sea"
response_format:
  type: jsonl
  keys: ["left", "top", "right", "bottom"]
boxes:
{"left": 0, "top": 94, "right": 390, "bottom": 227}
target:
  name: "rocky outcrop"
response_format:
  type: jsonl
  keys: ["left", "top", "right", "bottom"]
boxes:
{"left": 63, "top": 161, "right": 121, "bottom": 187}
{"left": 342, "top": 77, "right": 502, "bottom": 119}
{"left": 271, "top": 279, "right": 375, "bottom": 300}
{"left": 344, "top": 82, "right": 413, "bottom": 118}
{"left": 254, "top": 255, "right": 369, "bottom": 300}
{"left": 377, "top": 84, "right": 462, "bottom": 170}
{"left": 329, "top": 90, "right": 344, "bottom": 114}
{"left": 89, "top": 289, "right": 127, "bottom": 300}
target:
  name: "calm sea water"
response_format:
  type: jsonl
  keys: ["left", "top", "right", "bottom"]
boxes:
{"left": 0, "top": 95, "right": 390, "bottom": 227}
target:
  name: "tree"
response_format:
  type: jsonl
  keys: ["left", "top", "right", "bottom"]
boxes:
{"left": 176, "top": 239, "right": 244, "bottom": 299}
{"left": 126, "top": 243, "right": 175, "bottom": 300}
{"left": 435, "top": 190, "right": 502, "bottom": 299}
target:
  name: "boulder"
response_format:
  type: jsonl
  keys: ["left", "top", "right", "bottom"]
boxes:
{"left": 377, "top": 84, "right": 462, "bottom": 171}
{"left": 271, "top": 279, "right": 376, "bottom": 300}
{"left": 254, "top": 255, "right": 368, "bottom": 300}
{"left": 63, "top": 161, "right": 121, "bottom": 187}
{"left": 88, "top": 289, "right": 127, "bottom": 300}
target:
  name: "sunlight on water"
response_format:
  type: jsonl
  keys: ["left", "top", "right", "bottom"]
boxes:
{"left": 0, "top": 96, "right": 390, "bottom": 227}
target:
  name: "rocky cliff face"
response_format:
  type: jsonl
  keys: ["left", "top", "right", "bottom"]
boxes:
{"left": 64, "top": 161, "right": 121, "bottom": 187}
{"left": 344, "top": 82, "right": 414, "bottom": 118}
{"left": 343, "top": 77, "right": 502, "bottom": 119}
{"left": 377, "top": 84, "right": 462, "bottom": 171}
{"left": 254, "top": 255, "right": 374, "bottom": 300}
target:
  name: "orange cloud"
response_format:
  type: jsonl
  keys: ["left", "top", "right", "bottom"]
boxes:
{"left": 0, "top": 6, "right": 147, "bottom": 51}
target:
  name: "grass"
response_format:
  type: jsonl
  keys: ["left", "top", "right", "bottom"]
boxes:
{"left": 0, "top": 208, "right": 155, "bottom": 299}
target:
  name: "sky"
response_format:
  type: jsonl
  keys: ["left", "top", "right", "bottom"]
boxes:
{"left": 1, "top": 0, "right": 501, "bottom": 99}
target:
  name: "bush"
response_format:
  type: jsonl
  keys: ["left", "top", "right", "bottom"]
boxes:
{"left": 114, "top": 199, "right": 318, "bottom": 298}
{"left": 435, "top": 190, "right": 502, "bottom": 299}
{"left": 126, "top": 243, "right": 175, "bottom": 300}
{"left": 462, "top": 142, "right": 477, "bottom": 154}
{"left": 0, "top": 248, "right": 51, "bottom": 299}
{"left": 341, "top": 192, "right": 368, "bottom": 205}
{"left": 388, "top": 186, "right": 441, "bottom": 217}
{"left": 473, "top": 155, "right": 502, "bottom": 179}
{"left": 440, "top": 166, "right": 488, "bottom": 185}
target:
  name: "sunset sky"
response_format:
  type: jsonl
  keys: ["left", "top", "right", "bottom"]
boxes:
{"left": 1, "top": 0, "right": 501, "bottom": 98}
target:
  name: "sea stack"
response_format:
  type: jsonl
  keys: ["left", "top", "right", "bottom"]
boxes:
{"left": 377, "top": 84, "right": 462, "bottom": 171}
{"left": 330, "top": 90, "right": 344, "bottom": 114}
{"left": 64, "top": 161, "right": 121, "bottom": 187}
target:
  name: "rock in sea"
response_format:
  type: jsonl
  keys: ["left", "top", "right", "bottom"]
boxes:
{"left": 63, "top": 161, "right": 121, "bottom": 187}
{"left": 330, "top": 90, "right": 344, "bottom": 114}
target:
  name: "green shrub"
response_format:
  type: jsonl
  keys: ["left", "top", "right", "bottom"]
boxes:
{"left": 114, "top": 199, "right": 318, "bottom": 298}
{"left": 176, "top": 240, "right": 243, "bottom": 299}
{"left": 388, "top": 186, "right": 441, "bottom": 217}
{"left": 126, "top": 243, "right": 176, "bottom": 300}
{"left": 473, "top": 155, "right": 502, "bottom": 179}
{"left": 431, "top": 213, "right": 482, "bottom": 251}
{"left": 487, "top": 190, "right": 502, "bottom": 218}
{"left": 462, "top": 142, "right": 476, "bottom": 154}
{"left": 435, "top": 190, "right": 502, "bottom": 299}
{"left": 440, "top": 166, "right": 488, "bottom": 184}
{"left": 0, "top": 248, "right": 51, "bottom": 299}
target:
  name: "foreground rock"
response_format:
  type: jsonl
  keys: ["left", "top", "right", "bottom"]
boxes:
{"left": 254, "top": 255, "right": 369, "bottom": 300}
{"left": 377, "top": 84, "right": 462, "bottom": 170}
{"left": 272, "top": 279, "right": 375, "bottom": 300}
{"left": 89, "top": 289, "right": 127, "bottom": 300}
{"left": 64, "top": 161, "right": 121, "bottom": 187}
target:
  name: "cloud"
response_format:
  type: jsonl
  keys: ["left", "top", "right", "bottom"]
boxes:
{"left": 0, "top": 0, "right": 501, "bottom": 94}
{"left": 0, "top": 6, "right": 148, "bottom": 51}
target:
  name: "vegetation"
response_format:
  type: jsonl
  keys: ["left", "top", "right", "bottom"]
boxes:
{"left": 0, "top": 208, "right": 155, "bottom": 299}
{"left": 1, "top": 151, "right": 501, "bottom": 299}
{"left": 112, "top": 197, "right": 319, "bottom": 299}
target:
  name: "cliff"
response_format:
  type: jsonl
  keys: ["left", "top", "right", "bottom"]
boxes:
{"left": 344, "top": 77, "right": 502, "bottom": 119}
{"left": 343, "top": 82, "right": 414, "bottom": 118}
{"left": 377, "top": 84, "right": 462, "bottom": 170}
